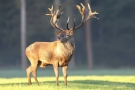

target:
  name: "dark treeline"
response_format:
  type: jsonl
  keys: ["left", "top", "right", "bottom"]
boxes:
{"left": 0, "top": 0, "right": 135, "bottom": 69}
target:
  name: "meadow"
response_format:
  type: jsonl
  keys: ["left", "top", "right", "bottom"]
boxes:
{"left": 0, "top": 69, "right": 135, "bottom": 90}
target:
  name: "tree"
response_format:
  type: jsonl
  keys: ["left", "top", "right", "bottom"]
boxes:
{"left": 66, "top": 0, "right": 76, "bottom": 69}
{"left": 20, "top": 0, "right": 27, "bottom": 70}
{"left": 85, "top": 0, "right": 93, "bottom": 69}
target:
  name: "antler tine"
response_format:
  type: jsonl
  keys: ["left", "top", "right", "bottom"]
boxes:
{"left": 87, "top": 3, "right": 91, "bottom": 13}
{"left": 73, "top": 15, "right": 76, "bottom": 29}
{"left": 46, "top": 6, "right": 63, "bottom": 31}
{"left": 80, "top": 3, "right": 86, "bottom": 17}
{"left": 86, "top": 3, "right": 99, "bottom": 21}
{"left": 57, "top": 11, "right": 64, "bottom": 19}
{"left": 67, "top": 15, "right": 76, "bottom": 30}
{"left": 76, "top": 5, "right": 82, "bottom": 15}
{"left": 46, "top": 5, "right": 54, "bottom": 16}
{"left": 66, "top": 17, "right": 70, "bottom": 30}
{"left": 76, "top": 3, "right": 86, "bottom": 23}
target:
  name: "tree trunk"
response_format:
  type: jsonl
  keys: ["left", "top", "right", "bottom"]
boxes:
{"left": 85, "top": 0, "right": 93, "bottom": 69}
{"left": 66, "top": 0, "right": 75, "bottom": 69}
{"left": 20, "top": 0, "right": 27, "bottom": 70}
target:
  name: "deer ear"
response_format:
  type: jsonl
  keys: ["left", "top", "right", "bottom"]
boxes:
{"left": 55, "top": 32, "right": 61, "bottom": 36}
{"left": 70, "top": 30, "right": 73, "bottom": 35}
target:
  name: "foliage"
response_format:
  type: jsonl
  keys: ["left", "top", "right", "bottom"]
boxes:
{"left": 0, "top": 0, "right": 20, "bottom": 66}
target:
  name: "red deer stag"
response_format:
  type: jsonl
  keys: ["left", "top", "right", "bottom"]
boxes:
{"left": 25, "top": 3, "right": 98, "bottom": 86}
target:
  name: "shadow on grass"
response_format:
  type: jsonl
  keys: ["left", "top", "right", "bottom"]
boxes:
{"left": 0, "top": 80, "right": 135, "bottom": 88}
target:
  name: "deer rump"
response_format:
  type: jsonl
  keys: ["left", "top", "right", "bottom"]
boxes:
{"left": 26, "top": 41, "right": 74, "bottom": 68}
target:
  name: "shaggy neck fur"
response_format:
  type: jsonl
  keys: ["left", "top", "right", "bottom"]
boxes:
{"left": 56, "top": 37, "right": 75, "bottom": 57}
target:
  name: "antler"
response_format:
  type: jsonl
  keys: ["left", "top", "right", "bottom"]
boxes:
{"left": 46, "top": 5, "right": 64, "bottom": 31}
{"left": 46, "top": 3, "right": 98, "bottom": 31}
{"left": 71, "top": 3, "right": 99, "bottom": 30}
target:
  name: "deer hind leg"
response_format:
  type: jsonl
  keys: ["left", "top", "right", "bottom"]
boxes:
{"left": 26, "top": 62, "right": 39, "bottom": 85}
{"left": 26, "top": 56, "right": 39, "bottom": 85}
{"left": 31, "top": 61, "right": 39, "bottom": 85}
{"left": 26, "top": 65, "right": 32, "bottom": 85}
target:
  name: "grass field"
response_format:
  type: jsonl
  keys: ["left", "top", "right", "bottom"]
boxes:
{"left": 0, "top": 69, "right": 135, "bottom": 90}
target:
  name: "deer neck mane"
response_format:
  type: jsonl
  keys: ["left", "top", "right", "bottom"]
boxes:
{"left": 56, "top": 38, "right": 75, "bottom": 56}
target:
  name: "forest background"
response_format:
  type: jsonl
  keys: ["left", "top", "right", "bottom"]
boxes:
{"left": 0, "top": 0, "right": 135, "bottom": 69}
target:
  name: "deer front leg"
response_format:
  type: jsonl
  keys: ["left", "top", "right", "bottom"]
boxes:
{"left": 62, "top": 66, "right": 68, "bottom": 86}
{"left": 53, "top": 62, "right": 59, "bottom": 86}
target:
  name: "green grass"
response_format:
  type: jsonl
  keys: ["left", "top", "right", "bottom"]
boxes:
{"left": 0, "top": 69, "right": 135, "bottom": 90}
